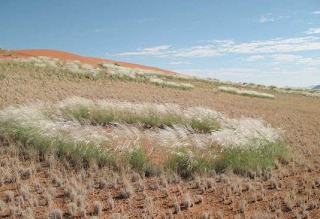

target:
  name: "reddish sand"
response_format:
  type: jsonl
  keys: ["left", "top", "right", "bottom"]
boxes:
{"left": 0, "top": 49, "right": 177, "bottom": 75}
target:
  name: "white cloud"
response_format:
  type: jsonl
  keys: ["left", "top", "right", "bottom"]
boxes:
{"left": 173, "top": 45, "right": 219, "bottom": 57}
{"left": 272, "top": 54, "right": 301, "bottom": 62}
{"left": 207, "top": 40, "right": 235, "bottom": 47}
{"left": 116, "top": 45, "right": 220, "bottom": 58}
{"left": 117, "top": 36, "right": 320, "bottom": 58}
{"left": 305, "top": 28, "right": 320, "bottom": 34}
{"left": 271, "top": 54, "right": 320, "bottom": 65}
{"left": 223, "top": 36, "right": 320, "bottom": 53}
{"left": 312, "top": 11, "right": 320, "bottom": 15}
{"left": 240, "top": 54, "right": 320, "bottom": 65}
{"left": 169, "top": 61, "right": 191, "bottom": 65}
{"left": 117, "top": 45, "right": 172, "bottom": 56}
{"left": 259, "top": 15, "right": 289, "bottom": 23}
{"left": 243, "top": 55, "right": 265, "bottom": 61}
{"left": 259, "top": 16, "right": 276, "bottom": 23}
{"left": 114, "top": 35, "right": 320, "bottom": 58}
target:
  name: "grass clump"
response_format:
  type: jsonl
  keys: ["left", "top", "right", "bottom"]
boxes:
{"left": 218, "top": 86, "right": 275, "bottom": 99}
{"left": 150, "top": 78, "right": 195, "bottom": 90}
{"left": 215, "top": 141, "right": 288, "bottom": 174}
{"left": 126, "top": 147, "right": 157, "bottom": 176}
{"left": 127, "top": 147, "right": 148, "bottom": 172}
{"left": 0, "top": 73, "right": 7, "bottom": 80}
{"left": 190, "top": 118, "right": 220, "bottom": 133}
{"left": 59, "top": 98, "right": 221, "bottom": 133}
{"left": 166, "top": 149, "right": 211, "bottom": 178}
{"left": 0, "top": 124, "right": 113, "bottom": 169}
{"left": 0, "top": 97, "right": 286, "bottom": 177}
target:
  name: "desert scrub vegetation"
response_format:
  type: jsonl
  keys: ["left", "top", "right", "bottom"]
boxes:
{"left": 150, "top": 78, "right": 194, "bottom": 90}
{"left": 0, "top": 97, "right": 286, "bottom": 177}
{"left": 16, "top": 56, "right": 101, "bottom": 78}
{"left": 0, "top": 57, "right": 197, "bottom": 91}
{"left": 57, "top": 97, "right": 221, "bottom": 132}
{"left": 215, "top": 140, "right": 288, "bottom": 174}
{"left": 0, "top": 57, "right": 99, "bottom": 81}
{"left": 166, "top": 149, "right": 212, "bottom": 178}
{"left": 99, "top": 63, "right": 195, "bottom": 90}
{"left": 1, "top": 57, "right": 197, "bottom": 90}
{"left": 2, "top": 56, "right": 320, "bottom": 98}
{"left": 218, "top": 86, "right": 275, "bottom": 99}
{"left": 99, "top": 62, "right": 164, "bottom": 78}
{"left": 214, "top": 79, "right": 320, "bottom": 99}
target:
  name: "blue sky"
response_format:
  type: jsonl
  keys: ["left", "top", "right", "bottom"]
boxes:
{"left": 1, "top": 0, "right": 320, "bottom": 87}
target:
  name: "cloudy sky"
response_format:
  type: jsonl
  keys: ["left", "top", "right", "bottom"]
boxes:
{"left": 1, "top": 0, "right": 320, "bottom": 87}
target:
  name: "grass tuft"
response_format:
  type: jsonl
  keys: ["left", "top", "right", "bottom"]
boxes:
{"left": 59, "top": 98, "right": 220, "bottom": 133}
{"left": 219, "top": 86, "right": 275, "bottom": 99}
{"left": 166, "top": 149, "right": 211, "bottom": 178}
{"left": 215, "top": 141, "right": 288, "bottom": 174}
{"left": 0, "top": 124, "right": 113, "bottom": 169}
{"left": 190, "top": 118, "right": 221, "bottom": 133}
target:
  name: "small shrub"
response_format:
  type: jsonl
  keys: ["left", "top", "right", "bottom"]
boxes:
{"left": 201, "top": 212, "right": 211, "bottom": 219}
{"left": 67, "top": 203, "right": 77, "bottom": 216}
{"left": 131, "top": 172, "right": 141, "bottom": 182}
{"left": 107, "top": 194, "right": 114, "bottom": 210}
{"left": 93, "top": 201, "right": 102, "bottom": 216}
{"left": 110, "top": 213, "right": 121, "bottom": 219}
{"left": 4, "top": 191, "right": 14, "bottom": 202}
{"left": 182, "top": 192, "right": 193, "bottom": 209}
{"left": 44, "top": 193, "right": 53, "bottom": 206}
{"left": 145, "top": 196, "right": 154, "bottom": 214}
{"left": 239, "top": 199, "right": 247, "bottom": 213}
{"left": 20, "top": 168, "right": 33, "bottom": 179}
{"left": 0, "top": 200, "right": 4, "bottom": 211}
{"left": 173, "top": 197, "right": 180, "bottom": 214}
{"left": 20, "top": 185, "right": 30, "bottom": 201}
{"left": 79, "top": 208, "right": 87, "bottom": 218}
{"left": 9, "top": 206, "right": 18, "bottom": 217}
{"left": 48, "top": 209, "right": 63, "bottom": 219}
{"left": 117, "top": 181, "right": 134, "bottom": 199}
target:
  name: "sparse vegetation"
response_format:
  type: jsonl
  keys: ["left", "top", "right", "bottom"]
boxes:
{"left": 2, "top": 56, "right": 320, "bottom": 99}
{"left": 219, "top": 86, "right": 275, "bottom": 99}
{"left": 0, "top": 54, "right": 319, "bottom": 218}
{"left": 150, "top": 77, "right": 194, "bottom": 90}
{"left": 57, "top": 97, "right": 222, "bottom": 133}
{"left": 0, "top": 97, "right": 284, "bottom": 176}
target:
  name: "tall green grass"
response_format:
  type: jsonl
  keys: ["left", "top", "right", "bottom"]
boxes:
{"left": 165, "top": 141, "right": 287, "bottom": 178}
{"left": 60, "top": 103, "right": 220, "bottom": 133}
{"left": 215, "top": 141, "right": 288, "bottom": 174}
{"left": 0, "top": 124, "right": 113, "bottom": 168}
{"left": 0, "top": 96, "right": 287, "bottom": 177}
{"left": 166, "top": 149, "right": 212, "bottom": 178}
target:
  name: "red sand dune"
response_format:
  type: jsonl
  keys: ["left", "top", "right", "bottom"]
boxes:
{"left": 0, "top": 49, "right": 177, "bottom": 75}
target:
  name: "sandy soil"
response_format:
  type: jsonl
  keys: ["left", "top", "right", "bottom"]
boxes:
{"left": 0, "top": 54, "right": 320, "bottom": 218}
